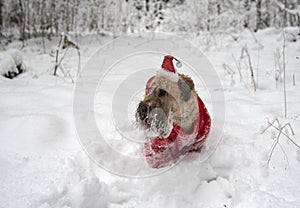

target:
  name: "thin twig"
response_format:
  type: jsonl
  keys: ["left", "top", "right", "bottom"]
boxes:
{"left": 262, "top": 119, "right": 298, "bottom": 167}
{"left": 232, "top": 54, "right": 243, "bottom": 81}
{"left": 261, "top": 118, "right": 280, "bottom": 134}
{"left": 76, "top": 49, "right": 81, "bottom": 78}
{"left": 222, "top": 63, "right": 235, "bottom": 75}
{"left": 293, "top": 74, "right": 295, "bottom": 86}
{"left": 274, "top": 49, "right": 283, "bottom": 89}
{"left": 282, "top": 29, "right": 287, "bottom": 117}
{"left": 53, "top": 35, "right": 63, "bottom": 75}
{"left": 278, "top": 143, "right": 290, "bottom": 170}
{"left": 244, "top": 45, "right": 256, "bottom": 92}
{"left": 267, "top": 128, "right": 283, "bottom": 166}
{"left": 267, "top": 122, "right": 298, "bottom": 148}
{"left": 256, "top": 41, "right": 261, "bottom": 89}
{"left": 57, "top": 47, "right": 69, "bottom": 68}
{"left": 283, "top": 123, "right": 295, "bottom": 135}
{"left": 59, "top": 65, "right": 74, "bottom": 83}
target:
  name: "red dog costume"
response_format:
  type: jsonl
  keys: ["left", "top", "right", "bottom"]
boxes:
{"left": 144, "top": 55, "right": 211, "bottom": 168}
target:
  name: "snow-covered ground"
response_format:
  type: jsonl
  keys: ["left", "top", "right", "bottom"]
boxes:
{"left": 0, "top": 28, "right": 300, "bottom": 208}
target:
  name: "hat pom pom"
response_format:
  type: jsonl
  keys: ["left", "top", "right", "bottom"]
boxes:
{"left": 176, "top": 61, "right": 182, "bottom": 68}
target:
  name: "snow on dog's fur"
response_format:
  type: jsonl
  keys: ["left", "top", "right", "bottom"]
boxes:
{"left": 136, "top": 73, "right": 199, "bottom": 138}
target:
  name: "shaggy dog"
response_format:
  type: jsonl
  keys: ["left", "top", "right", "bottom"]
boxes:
{"left": 136, "top": 55, "right": 211, "bottom": 168}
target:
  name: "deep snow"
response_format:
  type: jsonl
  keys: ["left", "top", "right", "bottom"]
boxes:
{"left": 0, "top": 28, "right": 300, "bottom": 208}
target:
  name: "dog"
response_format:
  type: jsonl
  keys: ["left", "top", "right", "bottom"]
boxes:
{"left": 135, "top": 55, "right": 211, "bottom": 168}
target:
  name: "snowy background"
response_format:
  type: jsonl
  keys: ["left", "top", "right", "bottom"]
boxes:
{"left": 1, "top": 0, "right": 300, "bottom": 208}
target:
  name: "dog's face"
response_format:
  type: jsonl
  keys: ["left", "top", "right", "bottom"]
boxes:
{"left": 136, "top": 73, "right": 198, "bottom": 137}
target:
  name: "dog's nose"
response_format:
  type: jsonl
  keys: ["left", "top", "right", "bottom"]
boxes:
{"left": 138, "top": 103, "right": 148, "bottom": 119}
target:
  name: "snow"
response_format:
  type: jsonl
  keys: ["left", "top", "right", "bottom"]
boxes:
{"left": 0, "top": 29, "right": 300, "bottom": 208}
{"left": 0, "top": 49, "right": 24, "bottom": 76}
{"left": 0, "top": 54, "right": 18, "bottom": 75}
{"left": 7, "top": 49, "right": 23, "bottom": 66}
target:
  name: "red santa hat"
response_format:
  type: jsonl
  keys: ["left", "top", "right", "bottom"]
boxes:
{"left": 157, "top": 55, "right": 182, "bottom": 82}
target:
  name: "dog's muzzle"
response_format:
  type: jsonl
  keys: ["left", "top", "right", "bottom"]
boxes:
{"left": 136, "top": 101, "right": 172, "bottom": 137}
{"left": 137, "top": 102, "right": 148, "bottom": 121}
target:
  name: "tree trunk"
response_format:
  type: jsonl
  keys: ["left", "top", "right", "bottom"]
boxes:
{"left": 18, "top": 0, "right": 26, "bottom": 47}
{"left": 244, "top": 0, "right": 250, "bottom": 28}
{"left": 283, "top": 0, "right": 287, "bottom": 27}
{"left": 0, "top": 0, "right": 3, "bottom": 39}
{"left": 66, "top": 0, "right": 70, "bottom": 32}
{"left": 263, "top": 0, "right": 270, "bottom": 28}
{"left": 53, "top": 0, "right": 58, "bottom": 36}
{"left": 255, "top": 0, "right": 263, "bottom": 31}
{"left": 25, "top": 0, "right": 31, "bottom": 39}
{"left": 41, "top": 0, "right": 46, "bottom": 53}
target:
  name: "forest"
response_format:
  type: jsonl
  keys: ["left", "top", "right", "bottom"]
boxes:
{"left": 0, "top": 0, "right": 299, "bottom": 46}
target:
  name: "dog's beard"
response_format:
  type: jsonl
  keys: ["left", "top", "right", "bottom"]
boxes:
{"left": 137, "top": 108, "right": 173, "bottom": 138}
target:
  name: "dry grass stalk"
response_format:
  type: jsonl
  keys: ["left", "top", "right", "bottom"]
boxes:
{"left": 261, "top": 118, "right": 297, "bottom": 167}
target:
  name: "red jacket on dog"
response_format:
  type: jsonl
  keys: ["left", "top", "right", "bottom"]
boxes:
{"left": 144, "top": 55, "right": 211, "bottom": 168}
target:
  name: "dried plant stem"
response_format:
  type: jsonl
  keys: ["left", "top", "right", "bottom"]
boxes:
{"left": 262, "top": 118, "right": 298, "bottom": 167}
{"left": 293, "top": 74, "right": 295, "bottom": 86}
{"left": 282, "top": 29, "right": 287, "bottom": 117}
{"left": 278, "top": 143, "right": 290, "bottom": 169}
{"left": 232, "top": 54, "right": 243, "bottom": 81}
{"left": 222, "top": 63, "right": 235, "bottom": 75}
{"left": 57, "top": 47, "right": 69, "bottom": 69}
{"left": 267, "top": 122, "right": 298, "bottom": 148}
{"left": 244, "top": 45, "right": 256, "bottom": 92}
{"left": 59, "top": 65, "right": 74, "bottom": 83}
{"left": 274, "top": 49, "right": 283, "bottom": 89}
{"left": 76, "top": 49, "right": 81, "bottom": 77}
{"left": 53, "top": 35, "right": 63, "bottom": 76}
{"left": 261, "top": 118, "right": 280, "bottom": 134}
{"left": 53, "top": 33, "right": 80, "bottom": 81}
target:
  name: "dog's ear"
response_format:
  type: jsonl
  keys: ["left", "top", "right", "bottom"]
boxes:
{"left": 178, "top": 74, "right": 195, "bottom": 101}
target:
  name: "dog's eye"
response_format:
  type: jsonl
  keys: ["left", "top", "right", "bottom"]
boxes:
{"left": 158, "top": 89, "right": 167, "bottom": 97}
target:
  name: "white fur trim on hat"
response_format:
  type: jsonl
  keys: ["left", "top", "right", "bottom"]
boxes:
{"left": 156, "top": 68, "right": 179, "bottom": 82}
